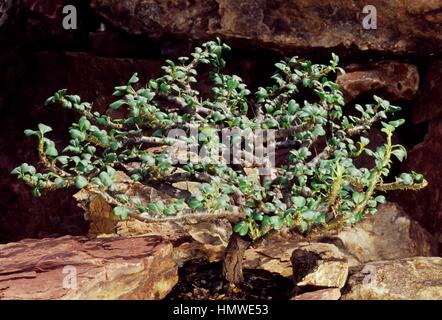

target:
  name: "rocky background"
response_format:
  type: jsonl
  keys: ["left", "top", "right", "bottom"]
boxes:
{"left": 0, "top": 0, "right": 442, "bottom": 300}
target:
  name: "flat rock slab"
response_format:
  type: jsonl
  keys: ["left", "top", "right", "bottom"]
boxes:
{"left": 336, "top": 61, "right": 419, "bottom": 102}
{"left": 243, "top": 203, "right": 436, "bottom": 277}
{"left": 291, "top": 243, "right": 349, "bottom": 289}
{"left": 327, "top": 203, "right": 438, "bottom": 265}
{"left": 0, "top": 235, "right": 177, "bottom": 300}
{"left": 342, "top": 257, "right": 442, "bottom": 300}
{"left": 292, "top": 288, "right": 341, "bottom": 300}
{"left": 91, "top": 0, "right": 442, "bottom": 56}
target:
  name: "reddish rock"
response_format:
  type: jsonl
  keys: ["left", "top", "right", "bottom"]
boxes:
{"left": 0, "top": 235, "right": 178, "bottom": 299}
{"left": 413, "top": 60, "right": 442, "bottom": 124}
{"left": 328, "top": 203, "right": 438, "bottom": 265}
{"left": 0, "top": 52, "right": 164, "bottom": 243}
{"left": 20, "top": 0, "right": 90, "bottom": 46}
{"left": 291, "top": 243, "right": 349, "bottom": 289}
{"left": 292, "top": 288, "right": 341, "bottom": 300}
{"left": 336, "top": 61, "right": 419, "bottom": 102}
{"left": 0, "top": 49, "right": 264, "bottom": 243}
{"left": 342, "top": 257, "right": 442, "bottom": 300}
{"left": 91, "top": 0, "right": 442, "bottom": 56}
{"left": 391, "top": 118, "right": 442, "bottom": 243}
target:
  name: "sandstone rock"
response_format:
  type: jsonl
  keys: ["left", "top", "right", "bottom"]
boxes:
{"left": 243, "top": 203, "right": 436, "bottom": 277}
{"left": 342, "top": 257, "right": 442, "bottom": 300}
{"left": 321, "top": 203, "right": 438, "bottom": 266}
{"left": 413, "top": 60, "right": 442, "bottom": 124}
{"left": 0, "top": 52, "right": 165, "bottom": 242}
{"left": 73, "top": 170, "right": 232, "bottom": 265}
{"left": 20, "top": 0, "right": 89, "bottom": 46}
{"left": 353, "top": 128, "right": 402, "bottom": 170}
{"left": 336, "top": 61, "right": 419, "bottom": 102}
{"left": 0, "top": 49, "right": 263, "bottom": 242}
{"left": 244, "top": 235, "right": 305, "bottom": 277}
{"left": 74, "top": 171, "right": 175, "bottom": 238}
{"left": 391, "top": 119, "right": 442, "bottom": 243}
{"left": 116, "top": 218, "right": 232, "bottom": 265}
{"left": 0, "top": 0, "right": 15, "bottom": 28}
{"left": 292, "top": 288, "right": 341, "bottom": 300}
{"left": 91, "top": 0, "right": 442, "bottom": 56}
{"left": 291, "top": 243, "right": 349, "bottom": 289}
{"left": 0, "top": 235, "right": 178, "bottom": 300}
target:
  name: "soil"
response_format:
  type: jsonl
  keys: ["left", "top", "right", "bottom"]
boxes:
{"left": 165, "top": 260, "right": 295, "bottom": 300}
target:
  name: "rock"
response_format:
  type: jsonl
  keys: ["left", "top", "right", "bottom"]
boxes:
{"left": 20, "top": 0, "right": 90, "bottom": 46}
{"left": 336, "top": 61, "right": 419, "bottom": 102}
{"left": 0, "top": 0, "right": 19, "bottom": 29}
{"left": 342, "top": 257, "right": 442, "bottom": 300}
{"left": 291, "top": 243, "right": 349, "bottom": 289}
{"left": 292, "top": 288, "right": 341, "bottom": 300}
{"left": 353, "top": 128, "right": 402, "bottom": 170}
{"left": 244, "top": 202, "right": 436, "bottom": 277}
{"left": 0, "top": 51, "right": 163, "bottom": 242}
{"left": 91, "top": 0, "right": 442, "bottom": 56}
{"left": 0, "top": 235, "right": 178, "bottom": 299}
{"left": 73, "top": 170, "right": 232, "bottom": 265}
{"left": 243, "top": 234, "right": 305, "bottom": 277}
{"left": 320, "top": 203, "right": 438, "bottom": 266}
{"left": 413, "top": 60, "right": 442, "bottom": 124}
{"left": 117, "top": 218, "right": 232, "bottom": 265}
{"left": 391, "top": 119, "right": 442, "bottom": 243}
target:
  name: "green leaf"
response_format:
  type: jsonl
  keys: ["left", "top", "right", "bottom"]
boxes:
{"left": 163, "top": 206, "right": 177, "bottom": 216}
{"left": 32, "top": 188, "right": 42, "bottom": 197}
{"left": 352, "top": 192, "right": 365, "bottom": 204}
{"left": 109, "top": 100, "right": 126, "bottom": 110}
{"left": 233, "top": 221, "right": 249, "bottom": 236}
{"left": 301, "top": 210, "right": 320, "bottom": 222}
{"left": 291, "top": 196, "right": 306, "bottom": 208}
{"left": 152, "top": 129, "right": 163, "bottom": 137}
{"left": 189, "top": 196, "right": 204, "bottom": 209}
{"left": 399, "top": 173, "right": 413, "bottom": 185}
{"left": 265, "top": 118, "right": 279, "bottom": 128}
{"left": 298, "top": 220, "right": 309, "bottom": 233}
{"left": 331, "top": 53, "right": 339, "bottom": 65}
{"left": 252, "top": 212, "right": 264, "bottom": 221}
{"left": 270, "top": 215, "right": 285, "bottom": 230}
{"left": 74, "top": 176, "right": 88, "bottom": 189}
{"left": 54, "top": 177, "right": 67, "bottom": 188}
{"left": 113, "top": 206, "right": 128, "bottom": 220}
{"left": 44, "top": 142, "right": 58, "bottom": 157}
{"left": 412, "top": 172, "right": 424, "bottom": 184}
{"left": 11, "top": 166, "right": 21, "bottom": 175}
{"left": 24, "top": 129, "right": 38, "bottom": 137}
{"left": 392, "top": 147, "right": 407, "bottom": 162}
{"left": 288, "top": 100, "right": 299, "bottom": 114}
{"left": 78, "top": 117, "right": 91, "bottom": 131}
{"left": 18, "top": 163, "right": 36, "bottom": 175}
{"left": 212, "top": 111, "right": 225, "bottom": 122}
{"left": 128, "top": 73, "right": 139, "bottom": 84}
{"left": 274, "top": 62, "right": 286, "bottom": 71}
{"left": 38, "top": 124, "right": 52, "bottom": 135}
{"left": 375, "top": 195, "right": 386, "bottom": 204}
{"left": 98, "top": 172, "right": 113, "bottom": 187}
{"left": 389, "top": 119, "right": 405, "bottom": 128}
{"left": 69, "top": 129, "right": 86, "bottom": 142}
{"left": 360, "top": 136, "right": 369, "bottom": 146}
{"left": 56, "top": 156, "right": 69, "bottom": 165}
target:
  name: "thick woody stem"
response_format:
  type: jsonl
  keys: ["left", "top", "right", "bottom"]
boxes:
{"left": 222, "top": 233, "right": 251, "bottom": 285}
